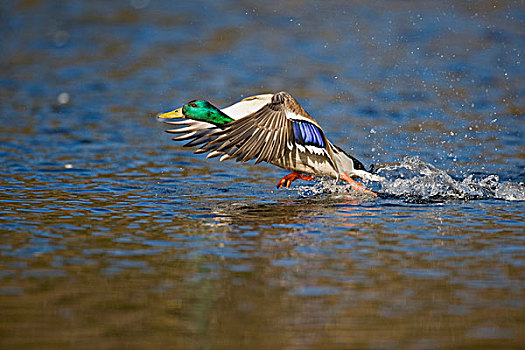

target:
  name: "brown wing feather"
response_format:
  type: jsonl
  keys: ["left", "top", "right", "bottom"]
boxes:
{"left": 197, "top": 93, "right": 293, "bottom": 164}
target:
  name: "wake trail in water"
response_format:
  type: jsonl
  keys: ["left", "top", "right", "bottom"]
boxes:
{"left": 298, "top": 157, "right": 525, "bottom": 202}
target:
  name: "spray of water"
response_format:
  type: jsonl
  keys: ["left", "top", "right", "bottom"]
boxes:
{"left": 297, "top": 156, "right": 524, "bottom": 202}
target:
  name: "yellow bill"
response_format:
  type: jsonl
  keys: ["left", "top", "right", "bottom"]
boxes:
{"left": 157, "top": 107, "right": 184, "bottom": 120}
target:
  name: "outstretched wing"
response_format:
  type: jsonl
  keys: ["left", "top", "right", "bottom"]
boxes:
{"left": 164, "top": 92, "right": 339, "bottom": 173}
{"left": 195, "top": 92, "right": 293, "bottom": 164}
{"left": 196, "top": 92, "right": 336, "bottom": 169}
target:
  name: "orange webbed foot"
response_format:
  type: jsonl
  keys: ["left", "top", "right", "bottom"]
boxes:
{"left": 276, "top": 172, "right": 314, "bottom": 189}
{"left": 341, "top": 172, "right": 377, "bottom": 196}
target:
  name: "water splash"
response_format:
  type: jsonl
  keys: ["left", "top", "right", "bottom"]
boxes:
{"left": 375, "top": 157, "right": 524, "bottom": 202}
{"left": 298, "top": 157, "right": 525, "bottom": 203}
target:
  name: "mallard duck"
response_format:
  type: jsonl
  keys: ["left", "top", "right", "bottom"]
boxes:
{"left": 157, "top": 91, "right": 378, "bottom": 193}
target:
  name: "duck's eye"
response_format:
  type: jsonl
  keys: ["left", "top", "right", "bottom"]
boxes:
{"left": 189, "top": 102, "right": 198, "bottom": 108}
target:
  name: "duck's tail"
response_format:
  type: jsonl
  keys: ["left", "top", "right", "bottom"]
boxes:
{"left": 352, "top": 169, "right": 383, "bottom": 182}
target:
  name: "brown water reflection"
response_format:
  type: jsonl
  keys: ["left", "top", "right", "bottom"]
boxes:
{"left": 1, "top": 175, "right": 524, "bottom": 348}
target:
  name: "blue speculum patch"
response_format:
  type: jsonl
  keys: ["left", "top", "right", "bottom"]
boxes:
{"left": 292, "top": 121, "right": 325, "bottom": 148}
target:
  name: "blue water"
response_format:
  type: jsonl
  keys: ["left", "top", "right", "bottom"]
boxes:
{"left": 1, "top": 1, "right": 524, "bottom": 348}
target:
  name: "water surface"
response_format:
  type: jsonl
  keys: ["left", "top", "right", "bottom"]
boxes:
{"left": 1, "top": 1, "right": 524, "bottom": 349}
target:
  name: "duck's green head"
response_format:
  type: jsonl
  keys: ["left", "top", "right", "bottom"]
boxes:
{"left": 157, "top": 100, "right": 234, "bottom": 126}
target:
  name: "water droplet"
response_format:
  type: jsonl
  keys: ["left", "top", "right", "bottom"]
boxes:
{"left": 130, "top": 0, "right": 150, "bottom": 9}
{"left": 53, "top": 31, "right": 69, "bottom": 47}
{"left": 57, "top": 92, "right": 70, "bottom": 105}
